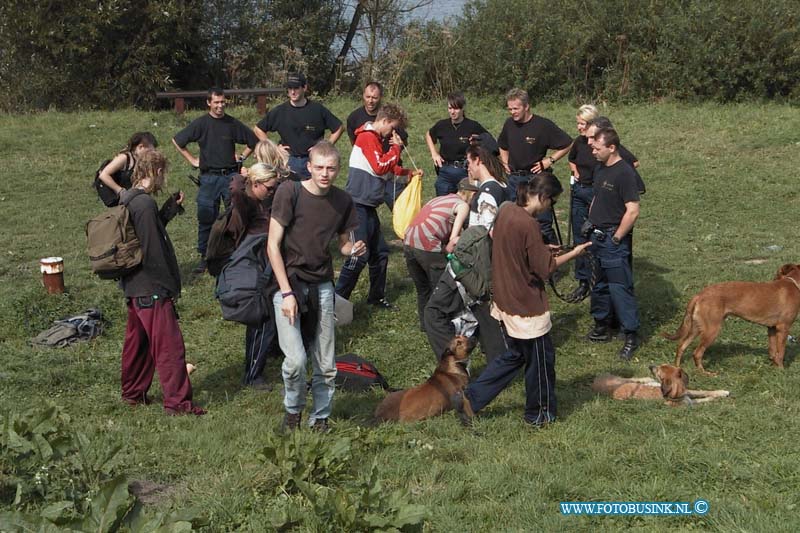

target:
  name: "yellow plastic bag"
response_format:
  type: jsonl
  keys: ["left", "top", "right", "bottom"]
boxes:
{"left": 392, "top": 174, "right": 422, "bottom": 239}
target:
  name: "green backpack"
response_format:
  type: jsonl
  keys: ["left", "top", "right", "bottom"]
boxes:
{"left": 86, "top": 205, "right": 142, "bottom": 279}
{"left": 449, "top": 224, "right": 493, "bottom": 300}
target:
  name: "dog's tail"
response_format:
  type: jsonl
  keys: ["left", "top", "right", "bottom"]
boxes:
{"left": 661, "top": 295, "right": 698, "bottom": 341}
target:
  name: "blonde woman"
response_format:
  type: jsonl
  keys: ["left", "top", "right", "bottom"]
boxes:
{"left": 119, "top": 150, "right": 204, "bottom": 415}
{"left": 229, "top": 162, "right": 289, "bottom": 389}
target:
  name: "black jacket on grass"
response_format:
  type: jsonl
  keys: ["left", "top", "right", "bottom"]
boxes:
{"left": 120, "top": 189, "right": 182, "bottom": 299}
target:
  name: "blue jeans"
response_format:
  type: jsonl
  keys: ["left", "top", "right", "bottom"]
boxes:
{"left": 571, "top": 184, "right": 594, "bottom": 281}
{"left": 589, "top": 231, "right": 639, "bottom": 333}
{"left": 465, "top": 331, "right": 557, "bottom": 425}
{"left": 288, "top": 155, "right": 310, "bottom": 179}
{"left": 383, "top": 178, "right": 407, "bottom": 211}
{"left": 508, "top": 172, "right": 558, "bottom": 244}
{"left": 335, "top": 204, "right": 389, "bottom": 303}
{"left": 197, "top": 172, "right": 233, "bottom": 256}
{"left": 272, "top": 281, "right": 336, "bottom": 423}
{"left": 434, "top": 165, "right": 467, "bottom": 197}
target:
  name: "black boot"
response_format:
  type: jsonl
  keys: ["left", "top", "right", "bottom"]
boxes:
{"left": 587, "top": 321, "right": 611, "bottom": 342}
{"left": 618, "top": 333, "right": 639, "bottom": 361}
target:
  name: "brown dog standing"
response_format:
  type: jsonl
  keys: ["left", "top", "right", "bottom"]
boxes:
{"left": 592, "top": 364, "right": 729, "bottom": 405}
{"left": 663, "top": 263, "right": 800, "bottom": 375}
{"left": 375, "top": 336, "right": 472, "bottom": 422}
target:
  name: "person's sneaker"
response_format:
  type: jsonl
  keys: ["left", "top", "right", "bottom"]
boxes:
{"left": 370, "top": 298, "right": 398, "bottom": 311}
{"left": 618, "top": 333, "right": 640, "bottom": 361}
{"left": 192, "top": 257, "right": 207, "bottom": 274}
{"left": 450, "top": 390, "right": 475, "bottom": 426}
{"left": 587, "top": 322, "right": 612, "bottom": 342}
{"left": 311, "top": 418, "right": 330, "bottom": 433}
{"left": 281, "top": 412, "right": 302, "bottom": 432}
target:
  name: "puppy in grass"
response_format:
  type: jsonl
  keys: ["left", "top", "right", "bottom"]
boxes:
{"left": 375, "top": 336, "right": 472, "bottom": 422}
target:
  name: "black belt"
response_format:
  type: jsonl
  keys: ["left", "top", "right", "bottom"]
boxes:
{"left": 443, "top": 160, "right": 467, "bottom": 169}
{"left": 509, "top": 170, "right": 533, "bottom": 177}
{"left": 202, "top": 167, "right": 237, "bottom": 175}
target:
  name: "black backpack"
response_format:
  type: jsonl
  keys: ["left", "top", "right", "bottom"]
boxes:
{"left": 215, "top": 233, "right": 273, "bottom": 326}
{"left": 334, "top": 354, "right": 389, "bottom": 392}
{"left": 94, "top": 153, "right": 134, "bottom": 207}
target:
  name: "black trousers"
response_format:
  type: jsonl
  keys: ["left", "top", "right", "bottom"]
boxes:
{"left": 243, "top": 315, "right": 278, "bottom": 385}
{"left": 404, "top": 246, "right": 447, "bottom": 330}
{"left": 423, "top": 273, "right": 505, "bottom": 362}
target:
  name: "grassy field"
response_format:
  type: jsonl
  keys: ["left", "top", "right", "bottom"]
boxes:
{"left": 1, "top": 99, "right": 800, "bottom": 531}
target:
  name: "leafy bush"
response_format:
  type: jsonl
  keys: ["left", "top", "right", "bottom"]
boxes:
{"left": 390, "top": 0, "right": 800, "bottom": 102}
{"left": 260, "top": 432, "right": 427, "bottom": 531}
{"left": 0, "top": 402, "right": 207, "bottom": 532}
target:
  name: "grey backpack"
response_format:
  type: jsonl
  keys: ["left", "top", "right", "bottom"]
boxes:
{"left": 214, "top": 233, "right": 273, "bottom": 326}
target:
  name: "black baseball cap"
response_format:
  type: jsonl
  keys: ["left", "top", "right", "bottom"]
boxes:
{"left": 286, "top": 73, "right": 307, "bottom": 88}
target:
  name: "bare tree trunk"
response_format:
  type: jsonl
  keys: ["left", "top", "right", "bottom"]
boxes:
{"left": 323, "top": 0, "right": 365, "bottom": 92}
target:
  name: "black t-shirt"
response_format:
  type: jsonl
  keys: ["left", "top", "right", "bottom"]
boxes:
{"left": 498, "top": 115, "right": 572, "bottom": 172}
{"left": 173, "top": 114, "right": 258, "bottom": 171}
{"left": 588, "top": 160, "right": 640, "bottom": 230}
{"left": 568, "top": 136, "right": 643, "bottom": 190}
{"left": 428, "top": 117, "right": 487, "bottom": 162}
{"left": 270, "top": 181, "right": 359, "bottom": 283}
{"left": 257, "top": 100, "right": 342, "bottom": 156}
{"left": 346, "top": 106, "right": 408, "bottom": 151}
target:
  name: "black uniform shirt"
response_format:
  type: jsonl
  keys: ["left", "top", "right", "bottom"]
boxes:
{"left": 257, "top": 100, "right": 342, "bottom": 156}
{"left": 588, "top": 160, "right": 640, "bottom": 230}
{"left": 173, "top": 114, "right": 257, "bottom": 171}
{"left": 428, "top": 117, "right": 487, "bottom": 162}
{"left": 498, "top": 115, "right": 572, "bottom": 172}
{"left": 569, "top": 135, "right": 643, "bottom": 191}
{"left": 346, "top": 106, "right": 408, "bottom": 150}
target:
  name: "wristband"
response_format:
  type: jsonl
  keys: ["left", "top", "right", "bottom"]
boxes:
{"left": 548, "top": 156, "right": 556, "bottom": 166}
{"left": 281, "top": 291, "right": 296, "bottom": 299}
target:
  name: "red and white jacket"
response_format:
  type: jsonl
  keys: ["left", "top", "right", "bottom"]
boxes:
{"left": 345, "top": 123, "right": 410, "bottom": 207}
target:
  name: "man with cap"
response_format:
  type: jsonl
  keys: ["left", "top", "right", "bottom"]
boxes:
{"left": 498, "top": 88, "right": 572, "bottom": 244}
{"left": 346, "top": 81, "right": 410, "bottom": 210}
{"left": 173, "top": 87, "right": 258, "bottom": 273}
{"left": 254, "top": 73, "right": 344, "bottom": 179}
{"left": 403, "top": 178, "right": 478, "bottom": 329}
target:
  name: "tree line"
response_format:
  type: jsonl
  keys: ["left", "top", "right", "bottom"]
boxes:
{"left": 2, "top": 0, "right": 798, "bottom": 112}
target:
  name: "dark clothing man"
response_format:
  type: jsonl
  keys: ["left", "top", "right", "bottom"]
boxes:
{"left": 586, "top": 129, "right": 641, "bottom": 360}
{"left": 498, "top": 94, "right": 572, "bottom": 244}
{"left": 427, "top": 117, "right": 487, "bottom": 196}
{"left": 172, "top": 100, "right": 257, "bottom": 263}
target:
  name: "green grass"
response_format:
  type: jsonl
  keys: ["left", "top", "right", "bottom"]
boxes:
{"left": 2, "top": 99, "right": 800, "bottom": 531}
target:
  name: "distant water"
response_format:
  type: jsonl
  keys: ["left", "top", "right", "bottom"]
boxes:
{"left": 411, "top": 0, "right": 467, "bottom": 22}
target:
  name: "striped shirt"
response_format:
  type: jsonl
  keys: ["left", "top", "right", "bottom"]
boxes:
{"left": 404, "top": 194, "right": 463, "bottom": 252}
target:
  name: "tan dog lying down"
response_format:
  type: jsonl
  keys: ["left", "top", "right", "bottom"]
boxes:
{"left": 375, "top": 336, "right": 472, "bottom": 422}
{"left": 663, "top": 263, "right": 800, "bottom": 375}
{"left": 592, "top": 364, "right": 730, "bottom": 406}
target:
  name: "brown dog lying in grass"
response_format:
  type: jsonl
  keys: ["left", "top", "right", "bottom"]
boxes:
{"left": 592, "top": 364, "right": 730, "bottom": 406}
{"left": 663, "top": 263, "right": 800, "bottom": 375}
{"left": 375, "top": 336, "right": 472, "bottom": 422}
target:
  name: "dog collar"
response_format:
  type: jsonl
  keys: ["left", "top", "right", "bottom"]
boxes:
{"left": 782, "top": 276, "right": 800, "bottom": 292}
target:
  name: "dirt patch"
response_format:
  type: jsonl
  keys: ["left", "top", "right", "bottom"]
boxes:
{"left": 742, "top": 258, "right": 768, "bottom": 265}
{"left": 129, "top": 479, "right": 182, "bottom": 505}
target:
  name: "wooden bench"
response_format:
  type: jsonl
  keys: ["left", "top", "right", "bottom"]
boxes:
{"left": 155, "top": 88, "right": 284, "bottom": 114}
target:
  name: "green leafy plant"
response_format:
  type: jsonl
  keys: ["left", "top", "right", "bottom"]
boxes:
{"left": 258, "top": 431, "right": 352, "bottom": 493}
{"left": 296, "top": 460, "right": 427, "bottom": 532}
